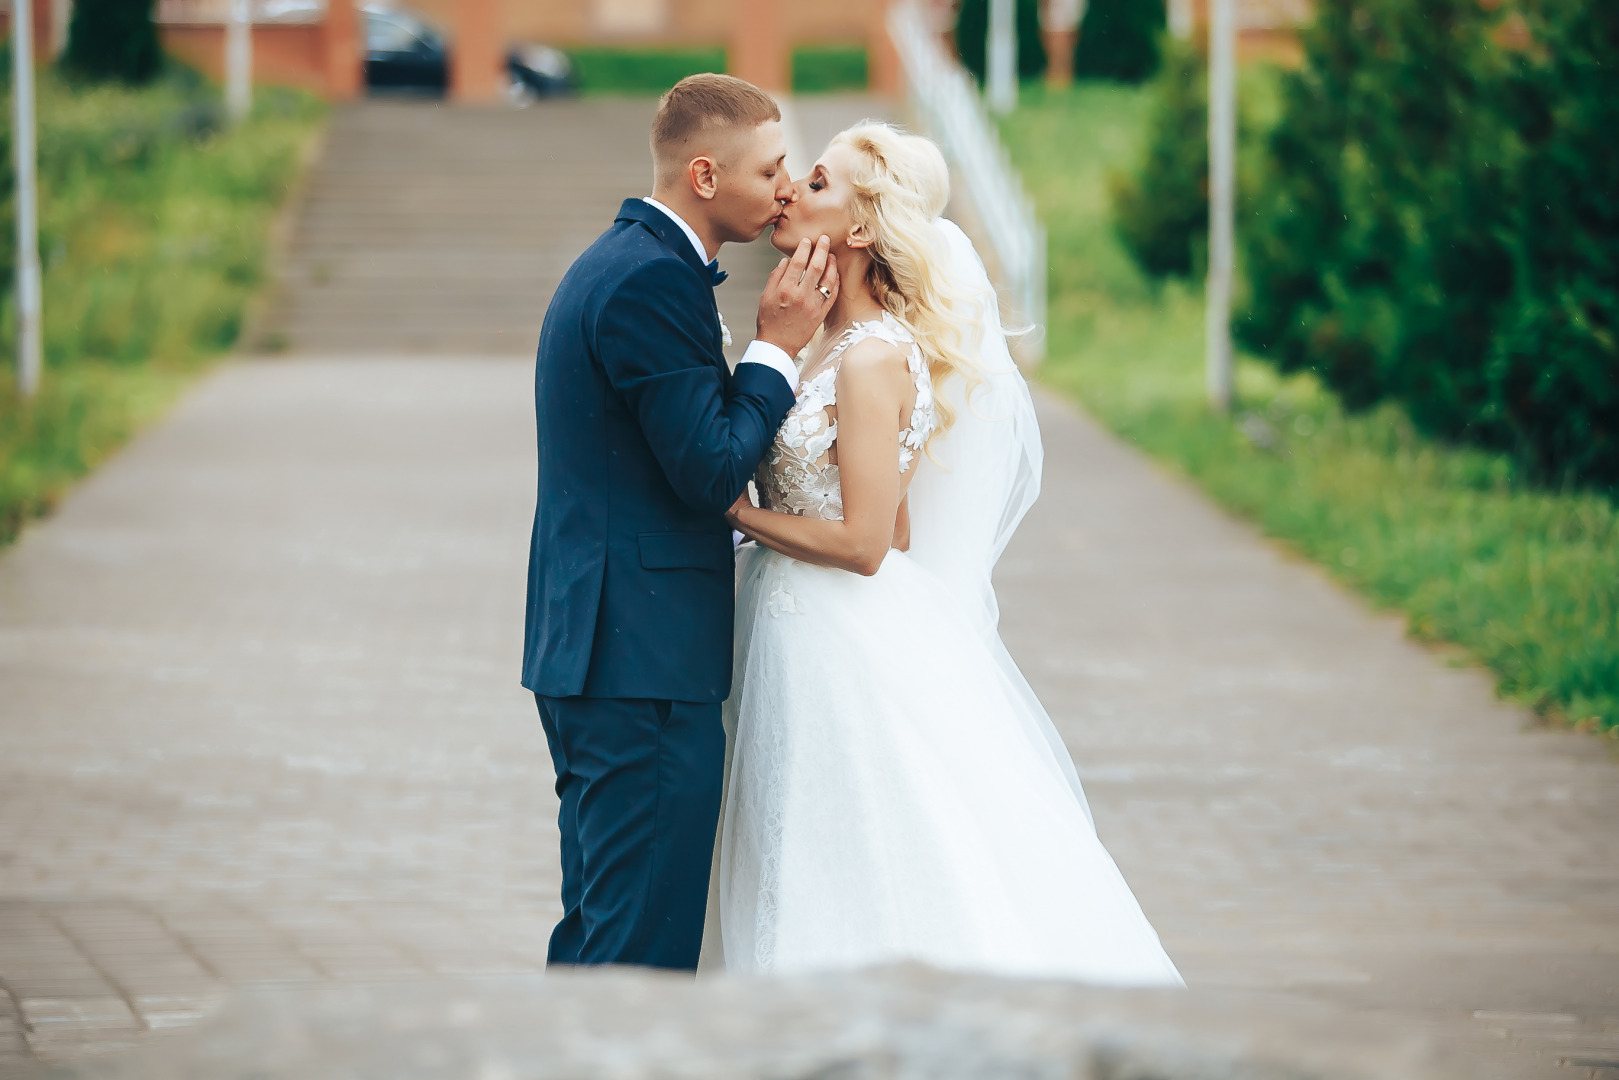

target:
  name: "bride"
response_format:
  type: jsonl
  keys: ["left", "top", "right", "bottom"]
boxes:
{"left": 701, "top": 121, "right": 1183, "bottom": 986}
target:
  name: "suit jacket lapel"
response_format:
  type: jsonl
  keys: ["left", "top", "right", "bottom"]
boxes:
{"left": 614, "top": 198, "right": 725, "bottom": 367}
{"left": 615, "top": 199, "right": 713, "bottom": 284}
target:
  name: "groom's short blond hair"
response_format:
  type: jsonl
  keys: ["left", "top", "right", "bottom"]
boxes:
{"left": 651, "top": 74, "right": 780, "bottom": 186}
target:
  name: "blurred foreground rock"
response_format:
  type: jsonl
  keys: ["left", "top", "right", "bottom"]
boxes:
{"left": 38, "top": 964, "right": 1453, "bottom": 1080}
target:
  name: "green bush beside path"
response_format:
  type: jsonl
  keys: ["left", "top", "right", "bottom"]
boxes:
{"left": 1002, "top": 83, "right": 1619, "bottom": 734}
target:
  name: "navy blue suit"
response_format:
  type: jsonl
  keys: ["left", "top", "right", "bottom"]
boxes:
{"left": 523, "top": 198, "right": 795, "bottom": 970}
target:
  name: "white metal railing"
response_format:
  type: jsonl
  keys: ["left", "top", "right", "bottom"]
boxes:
{"left": 887, "top": 0, "right": 1046, "bottom": 362}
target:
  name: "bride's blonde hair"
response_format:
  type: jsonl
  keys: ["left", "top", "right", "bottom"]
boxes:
{"left": 832, "top": 121, "right": 984, "bottom": 438}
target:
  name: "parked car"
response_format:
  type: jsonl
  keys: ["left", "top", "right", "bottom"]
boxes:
{"left": 506, "top": 43, "right": 575, "bottom": 102}
{"left": 361, "top": 4, "right": 573, "bottom": 99}
{"left": 362, "top": 5, "right": 446, "bottom": 92}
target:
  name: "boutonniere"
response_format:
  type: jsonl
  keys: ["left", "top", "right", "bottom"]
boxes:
{"left": 718, "top": 311, "right": 733, "bottom": 348}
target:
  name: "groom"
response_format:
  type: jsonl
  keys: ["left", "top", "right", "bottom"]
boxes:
{"left": 522, "top": 74, "right": 839, "bottom": 971}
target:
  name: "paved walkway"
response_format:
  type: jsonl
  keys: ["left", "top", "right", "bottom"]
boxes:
{"left": 1, "top": 99, "right": 1617, "bottom": 1078}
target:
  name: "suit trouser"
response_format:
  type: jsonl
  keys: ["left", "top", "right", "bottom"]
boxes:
{"left": 534, "top": 694, "right": 725, "bottom": 971}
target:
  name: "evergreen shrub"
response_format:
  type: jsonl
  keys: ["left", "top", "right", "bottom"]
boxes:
{"left": 1484, "top": 0, "right": 1619, "bottom": 487}
{"left": 1110, "top": 39, "right": 1206, "bottom": 277}
{"left": 955, "top": 0, "right": 1048, "bottom": 84}
{"left": 62, "top": 0, "right": 163, "bottom": 85}
{"left": 1074, "top": 0, "right": 1165, "bottom": 83}
{"left": 1236, "top": 0, "right": 1516, "bottom": 426}
{"left": 1238, "top": 0, "right": 1617, "bottom": 489}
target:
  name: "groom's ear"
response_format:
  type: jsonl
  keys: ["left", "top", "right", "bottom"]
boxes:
{"left": 688, "top": 154, "right": 721, "bottom": 202}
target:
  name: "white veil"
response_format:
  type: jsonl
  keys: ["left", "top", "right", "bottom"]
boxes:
{"left": 905, "top": 218, "right": 1094, "bottom": 827}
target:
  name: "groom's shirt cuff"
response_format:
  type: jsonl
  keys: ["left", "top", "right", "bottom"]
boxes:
{"left": 739, "top": 340, "right": 798, "bottom": 392}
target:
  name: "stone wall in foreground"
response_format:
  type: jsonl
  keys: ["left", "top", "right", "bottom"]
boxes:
{"left": 40, "top": 963, "right": 1455, "bottom": 1080}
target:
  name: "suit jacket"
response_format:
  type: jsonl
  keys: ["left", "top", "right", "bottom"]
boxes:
{"left": 522, "top": 198, "right": 797, "bottom": 703}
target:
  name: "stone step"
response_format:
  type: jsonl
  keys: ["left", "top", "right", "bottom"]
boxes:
{"left": 266, "top": 329, "right": 534, "bottom": 353}
{"left": 276, "top": 282, "right": 562, "bottom": 299}
{"left": 259, "top": 98, "right": 865, "bottom": 357}
{"left": 261, "top": 100, "right": 656, "bottom": 354}
{"left": 274, "top": 307, "right": 553, "bottom": 326}
{"left": 274, "top": 313, "right": 552, "bottom": 331}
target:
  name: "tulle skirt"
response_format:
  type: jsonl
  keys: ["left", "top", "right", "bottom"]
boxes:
{"left": 703, "top": 543, "right": 1184, "bottom": 986}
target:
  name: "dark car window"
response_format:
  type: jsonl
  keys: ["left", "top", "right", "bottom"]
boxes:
{"left": 366, "top": 13, "right": 425, "bottom": 53}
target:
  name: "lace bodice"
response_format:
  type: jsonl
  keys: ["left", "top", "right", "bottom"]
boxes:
{"left": 756, "top": 312, "right": 936, "bottom": 522}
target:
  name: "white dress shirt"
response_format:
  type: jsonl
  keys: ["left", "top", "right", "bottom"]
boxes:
{"left": 641, "top": 197, "right": 798, "bottom": 391}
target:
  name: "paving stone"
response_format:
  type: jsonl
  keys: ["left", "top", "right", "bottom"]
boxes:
{"left": 16, "top": 1000, "right": 137, "bottom": 1030}
{"left": 0, "top": 912, "right": 118, "bottom": 1003}
{"left": 128, "top": 998, "right": 219, "bottom": 1032}
{"left": 17, "top": 997, "right": 142, "bottom": 1061}
{"left": 49, "top": 904, "right": 216, "bottom": 1002}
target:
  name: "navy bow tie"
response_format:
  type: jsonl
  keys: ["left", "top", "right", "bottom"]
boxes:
{"left": 707, "top": 260, "right": 728, "bottom": 286}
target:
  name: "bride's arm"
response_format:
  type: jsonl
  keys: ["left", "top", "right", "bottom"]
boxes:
{"left": 727, "top": 340, "right": 914, "bottom": 576}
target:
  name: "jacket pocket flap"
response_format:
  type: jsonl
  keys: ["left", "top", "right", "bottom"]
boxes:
{"left": 638, "top": 532, "right": 730, "bottom": 571}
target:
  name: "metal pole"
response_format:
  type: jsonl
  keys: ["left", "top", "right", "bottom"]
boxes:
{"left": 987, "top": 0, "right": 1016, "bottom": 114}
{"left": 13, "top": 0, "right": 43, "bottom": 399}
{"left": 1205, "top": 0, "right": 1235, "bottom": 412}
{"left": 226, "top": 0, "right": 252, "bottom": 123}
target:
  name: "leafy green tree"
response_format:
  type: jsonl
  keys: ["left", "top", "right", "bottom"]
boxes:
{"left": 62, "top": 0, "right": 163, "bottom": 85}
{"left": 1110, "top": 39, "right": 1206, "bottom": 277}
{"left": 1074, "top": 0, "right": 1165, "bottom": 83}
{"left": 954, "top": 0, "right": 1048, "bottom": 84}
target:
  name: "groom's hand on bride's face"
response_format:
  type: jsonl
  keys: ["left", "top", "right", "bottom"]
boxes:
{"left": 757, "top": 235, "right": 839, "bottom": 357}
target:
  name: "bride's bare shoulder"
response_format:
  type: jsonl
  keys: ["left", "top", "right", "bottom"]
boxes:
{"left": 835, "top": 335, "right": 910, "bottom": 386}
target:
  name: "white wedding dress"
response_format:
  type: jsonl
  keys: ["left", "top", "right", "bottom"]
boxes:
{"left": 700, "top": 222, "right": 1182, "bottom": 987}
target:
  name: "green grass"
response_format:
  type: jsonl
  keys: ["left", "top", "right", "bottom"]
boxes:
{"left": 0, "top": 70, "right": 323, "bottom": 547}
{"left": 563, "top": 47, "right": 728, "bottom": 95}
{"left": 1001, "top": 82, "right": 1619, "bottom": 735}
{"left": 792, "top": 44, "right": 868, "bottom": 94}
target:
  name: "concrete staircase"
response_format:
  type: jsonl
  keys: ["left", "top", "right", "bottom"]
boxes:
{"left": 261, "top": 100, "right": 657, "bottom": 355}
{"left": 260, "top": 96, "right": 891, "bottom": 357}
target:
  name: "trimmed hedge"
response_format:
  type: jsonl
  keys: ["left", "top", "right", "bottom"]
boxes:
{"left": 562, "top": 47, "right": 727, "bottom": 95}
{"left": 792, "top": 44, "right": 868, "bottom": 94}
{"left": 1238, "top": 0, "right": 1619, "bottom": 490}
